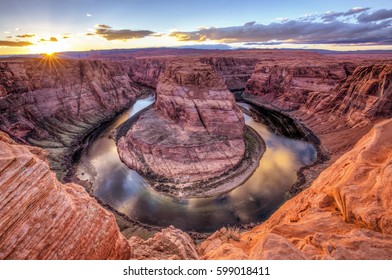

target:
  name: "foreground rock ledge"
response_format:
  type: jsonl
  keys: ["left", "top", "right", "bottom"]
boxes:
{"left": 199, "top": 119, "right": 392, "bottom": 260}
{"left": 0, "top": 131, "right": 198, "bottom": 260}
{"left": 117, "top": 61, "right": 262, "bottom": 197}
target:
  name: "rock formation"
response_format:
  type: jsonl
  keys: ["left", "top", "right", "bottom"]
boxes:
{"left": 318, "top": 64, "right": 392, "bottom": 126}
{"left": 199, "top": 56, "right": 260, "bottom": 91}
{"left": 0, "top": 131, "right": 198, "bottom": 259}
{"left": 117, "top": 61, "right": 246, "bottom": 188}
{"left": 0, "top": 57, "right": 143, "bottom": 179}
{"left": 245, "top": 61, "right": 350, "bottom": 111}
{"left": 0, "top": 131, "right": 132, "bottom": 259}
{"left": 199, "top": 119, "right": 392, "bottom": 259}
{"left": 129, "top": 226, "right": 198, "bottom": 260}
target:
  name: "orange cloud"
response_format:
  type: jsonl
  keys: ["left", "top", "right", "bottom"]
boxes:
{"left": 16, "top": 34, "right": 36, "bottom": 38}
{"left": 0, "top": 40, "right": 33, "bottom": 47}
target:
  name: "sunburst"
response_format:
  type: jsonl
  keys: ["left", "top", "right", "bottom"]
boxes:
{"left": 37, "top": 52, "right": 64, "bottom": 75}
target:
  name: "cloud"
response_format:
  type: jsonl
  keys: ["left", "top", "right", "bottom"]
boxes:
{"left": 321, "top": 7, "right": 370, "bottom": 22}
{"left": 95, "top": 24, "right": 112, "bottom": 29}
{"left": 0, "top": 40, "right": 33, "bottom": 47}
{"left": 357, "top": 9, "right": 392, "bottom": 23}
{"left": 86, "top": 13, "right": 92, "bottom": 17}
{"left": 244, "top": 41, "right": 283, "bottom": 46}
{"left": 16, "top": 34, "right": 35, "bottom": 38}
{"left": 170, "top": 8, "right": 392, "bottom": 46}
{"left": 85, "top": 33, "right": 95, "bottom": 36}
{"left": 94, "top": 24, "right": 154, "bottom": 40}
{"left": 40, "top": 37, "right": 58, "bottom": 42}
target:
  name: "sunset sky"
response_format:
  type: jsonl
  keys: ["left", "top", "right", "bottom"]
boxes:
{"left": 1, "top": 0, "right": 391, "bottom": 55}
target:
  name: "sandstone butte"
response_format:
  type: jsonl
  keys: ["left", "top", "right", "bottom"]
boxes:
{"left": 117, "top": 60, "right": 246, "bottom": 185}
{"left": 0, "top": 50, "right": 392, "bottom": 259}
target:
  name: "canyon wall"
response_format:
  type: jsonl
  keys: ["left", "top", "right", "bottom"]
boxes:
{"left": 0, "top": 58, "right": 143, "bottom": 179}
{"left": 245, "top": 60, "right": 351, "bottom": 111}
{"left": 245, "top": 61, "right": 392, "bottom": 125}
{"left": 0, "top": 131, "right": 198, "bottom": 259}
{"left": 127, "top": 55, "right": 260, "bottom": 91}
{"left": 0, "top": 131, "right": 132, "bottom": 259}
{"left": 199, "top": 119, "right": 392, "bottom": 259}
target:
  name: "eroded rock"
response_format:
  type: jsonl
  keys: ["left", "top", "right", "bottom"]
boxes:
{"left": 199, "top": 119, "right": 392, "bottom": 260}
{"left": 117, "top": 61, "right": 247, "bottom": 190}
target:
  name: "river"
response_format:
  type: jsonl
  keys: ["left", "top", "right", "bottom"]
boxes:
{"left": 76, "top": 94, "right": 317, "bottom": 232}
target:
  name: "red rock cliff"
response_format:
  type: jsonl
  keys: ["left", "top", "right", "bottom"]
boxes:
{"left": 0, "top": 58, "right": 142, "bottom": 179}
{"left": 0, "top": 131, "right": 199, "bottom": 259}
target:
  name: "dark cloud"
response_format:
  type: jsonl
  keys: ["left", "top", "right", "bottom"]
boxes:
{"left": 16, "top": 33, "right": 35, "bottom": 38}
{"left": 85, "top": 33, "right": 95, "bottom": 36}
{"left": 0, "top": 40, "right": 33, "bottom": 47}
{"left": 96, "top": 24, "right": 112, "bottom": 29}
{"left": 244, "top": 21, "right": 256, "bottom": 26}
{"left": 357, "top": 9, "right": 392, "bottom": 23}
{"left": 94, "top": 25, "right": 154, "bottom": 40}
{"left": 170, "top": 8, "right": 392, "bottom": 46}
{"left": 322, "top": 7, "right": 370, "bottom": 22}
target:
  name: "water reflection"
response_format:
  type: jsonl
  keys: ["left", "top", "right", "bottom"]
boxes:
{"left": 76, "top": 95, "right": 317, "bottom": 232}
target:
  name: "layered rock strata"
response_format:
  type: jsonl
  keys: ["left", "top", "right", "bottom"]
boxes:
{"left": 0, "top": 131, "right": 198, "bottom": 259}
{"left": 0, "top": 131, "right": 132, "bottom": 259}
{"left": 199, "top": 119, "right": 392, "bottom": 259}
{"left": 246, "top": 62, "right": 392, "bottom": 125}
{"left": 245, "top": 61, "right": 350, "bottom": 111}
{"left": 0, "top": 58, "right": 143, "bottom": 179}
{"left": 117, "top": 61, "right": 250, "bottom": 193}
{"left": 127, "top": 55, "right": 260, "bottom": 92}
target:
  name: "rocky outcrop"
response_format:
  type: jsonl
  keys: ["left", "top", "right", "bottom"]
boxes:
{"left": 0, "top": 58, "right": 143, "bottom": 179}
{"left": 129, "top": 226, "right": 198, "bottom": 260}
{"left": 0, "top": 131, "right": 132, "bottom": 259}
{"left": 199, "top": 119, "right": 392, "bottom": 260}
{"left": 316, "top": 64, "right": 392, "bottom": 126}
{"left": 117, "top": 61, "right": 246, "bottom": 189}
{"left": 0, "top": 130, "right": 199, "bottom": 259}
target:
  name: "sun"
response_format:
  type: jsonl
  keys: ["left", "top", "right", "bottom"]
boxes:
{"left": 29, "top": 41, "right": 68, "bottom": 55}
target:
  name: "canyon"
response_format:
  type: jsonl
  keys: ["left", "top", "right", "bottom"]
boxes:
{"left": 116, "top": 60, "right": 265, "bottom": 197}
{"left": 0, "top": 49, "right": 391, "bottom": 259}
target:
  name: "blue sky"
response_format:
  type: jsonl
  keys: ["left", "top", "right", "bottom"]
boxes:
{"left": 0, "top": 0, "right": 391, "bottom": 54}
